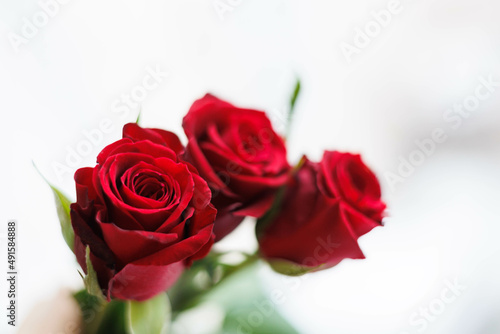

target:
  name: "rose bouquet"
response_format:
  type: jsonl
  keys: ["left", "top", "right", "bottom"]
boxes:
{"left": 42, "top": 84, "right": 386, "bottom": 334}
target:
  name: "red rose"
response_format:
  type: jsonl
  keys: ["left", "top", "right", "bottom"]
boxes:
{"left": 182, "top": 94, "right": 290, "bottom": 241}
{"left": 257, "top": 151, "right": 385, "bottom": 274}
{"left": 71, "top": 123, "right": 216, "bottom": 301}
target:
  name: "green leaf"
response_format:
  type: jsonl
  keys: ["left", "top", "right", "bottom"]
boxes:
{"left": 136, "top": 109, "right": 142, "bottom": 124}
{"left": 285, "top": 78, "right": 301, "bottom": 139}
{"left": 127, "top": 293, "right": 171, "bottom": 334}
{"left": 84, "top": 246, "right": 106, "bottom": 301}
{"left": 290, "top": 79, "right": 301, "bottom": 112}
{"left": 52, "top": 186, "right": 74, "bottom": 250}
{"left": 33, "top": 162, "right": 74, "bottom": 250}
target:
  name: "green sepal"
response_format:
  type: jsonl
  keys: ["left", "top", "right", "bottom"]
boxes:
{"left": 136, "top": 110, "right": 142, "bottom": 124}
{"left": 266, "top": 257, "right": 324, "bottom": 276}
{"left": 34, "top": 162, "right": 74, "bottom": 251}
{"left": 84, "top": 246, "right": 106, "bottom": 301}
{"left": 126, "top": 293, "right": 171, "bottom": 334}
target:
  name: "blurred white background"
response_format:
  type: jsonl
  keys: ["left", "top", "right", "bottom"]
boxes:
{"left": 1, "top": 0, "right": 500, "bottom": 333}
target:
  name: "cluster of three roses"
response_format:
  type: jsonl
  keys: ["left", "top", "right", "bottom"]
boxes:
{"left": 71, "top": 94, "right": 386, "bottom": 301}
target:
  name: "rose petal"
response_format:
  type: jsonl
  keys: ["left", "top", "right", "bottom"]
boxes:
{"left": 97, "top": 214, "right": 178, "bottom": 266}
{"left": 185, "top": 138, "right": 231, "bottom": 193}
{"left": 109, "top": 261, "right": 184, "bottom": 301}
{"left": 123, "top": 123, "right": 184, "bottom": 155}
{"left": 226, "top": 172, "right": 289, "bottom": 199}
{"left": 212, "top": 211, "right": 244, "bottom": 242}
{"left": 232, "top": 191, "right": 275, "bottom": 218}
{"left": 132, "top": 223, "right": 214, "bottom": 266}
{"left": 70, "top": 204, "right": 115, "bottom": 266}
{"left": 97, "top": 138, "right": 134, "bottom": 165}
{"left": 259, "top": 199, "right": 365, "bottom": 268}
{"left": 75, "top": 168, "right": 98, "bottom": 208}
{"left": 340, "top": 202, "right": 382, "bottom": 238}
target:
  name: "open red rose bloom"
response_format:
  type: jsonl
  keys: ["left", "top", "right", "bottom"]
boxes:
{"left": 257, "top": 151, "right": 386, "bottom": 273}
{"left": 182, "top": 94, "right": 290, "bottom": 240}
{"left": 71, "top": 124, "right": 216, "bottom": 301}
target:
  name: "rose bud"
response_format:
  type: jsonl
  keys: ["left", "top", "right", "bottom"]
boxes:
{"left": 256, "top": 151, "right": 386, "bottom": 275}
{"left": 70, "top": 124, "right": 216, "bottom": 301}
{"left": 182, "top": 94, "right": 291, "bottom": 241}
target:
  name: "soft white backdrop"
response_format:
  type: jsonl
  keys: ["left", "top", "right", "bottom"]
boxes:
{"left": 1, "top": 0, "right": 500, "bottom": 333}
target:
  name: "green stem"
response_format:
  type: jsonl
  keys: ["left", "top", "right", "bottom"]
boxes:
{"left": 169, "top": 251, "right": 259, "bottom": 318}
{"left": 217, "top": 252, "right": 259, "bottom": 284}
